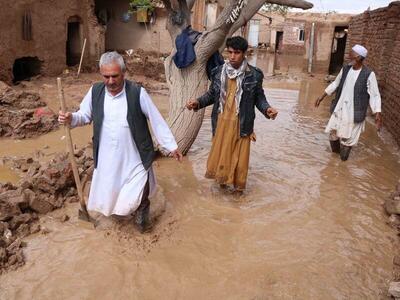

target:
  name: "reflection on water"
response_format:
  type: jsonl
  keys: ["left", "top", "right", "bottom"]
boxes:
{"left": 1, "top": 54, "right": 400, "bottom": 299}
{"left": 248, "top": 51, "right": 305, "bottom": 75}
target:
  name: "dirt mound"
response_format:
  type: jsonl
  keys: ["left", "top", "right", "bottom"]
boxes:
{"left": 0, "top": 81, "right": 58, "bottom": 138}
{"left": 123, "top": 49, "right": 166, "bottom": 82}
{"left": 0, "top": 146, "right": 94, "bottom": 273}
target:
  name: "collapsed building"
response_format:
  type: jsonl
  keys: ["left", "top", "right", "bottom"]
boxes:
{"left": 0, "top": 0, "right": 105, "bottom": 84}
{"left": 247, "top": 11, "right": 353, "bottom": 74}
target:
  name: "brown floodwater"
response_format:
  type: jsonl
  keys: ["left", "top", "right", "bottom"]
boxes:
{"left": 1, "top": 58, "right": 400, "bottom": 299}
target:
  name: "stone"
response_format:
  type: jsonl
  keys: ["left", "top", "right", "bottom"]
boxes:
{"left": 26, "top": 162, "right": 40, "bottom": 177}
{"left": 23, "top": 188, "right": 36, "bottom": 203}
{"left": 33, "top": 175, "right": 56, "bottom": 194}
{"left": 394, "top": 255, "right": 400, "bottom": 267}
{"left": 20, "top": 180, "right": 33, "bottom": 190}
{"left": 29, "top": 223, "right": 41, "bottom": 234}
{"left": 29, "top": 195, "right": 54, "bottom": 214}
{"left": 384, "top": 197, "right": 400, "bottom": 215}
{"left": 0, "top": 199, "right": 21, "bottom": 221}
{"left": 60, "top": 214, "right": 70, "bottom": 222}
{"left": 0, "top": 221, "right": 8, "bottom": 235}
{"left": 388, "top": 214, "right": 400, "bottom": 227}
{"left": 6, "top": 238, "right": 22, "bottom": 253}
{"left": 9, "top": 213, "right": 32, "bottom": 230}
{"left": 0, "top": 247, "right": 6, "bottom": 262}
{"left": 7, "top": 254, "right": 17, "bottom": 266}
{"left": 389, "top": 282, "right": 400, "bottom": 298}
{"left": 16, "top": 223, "right": 31, "bottom": 237}
{"left": 41, "top": 227, "right": 51, "bottom": 234}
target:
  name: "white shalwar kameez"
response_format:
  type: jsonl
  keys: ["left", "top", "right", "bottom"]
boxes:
{"left": 71, "top": 84, "right": 177, "bottom": 216}
{"left": 324, "top": 67, "right": 382, "bottom": 146}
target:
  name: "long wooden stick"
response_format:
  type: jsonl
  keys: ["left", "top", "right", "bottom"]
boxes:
{"left": 57, "top": 77, "right": 89, "bottom": 217}
{"left": 76, "top": 38, "right": 87, "bottom": 78}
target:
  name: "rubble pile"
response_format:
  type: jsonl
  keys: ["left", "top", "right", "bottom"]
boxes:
{"left": 0, "top": 81, "right": 58, "bottom": 138}
{"left": 384, "top": 181, "right": 400, "bottom": 299}
{"left": 123, "top": 49, "right": 166, "bottom": 82}
{"left": 0, "top": 146, "right": 93, "bottom": 273}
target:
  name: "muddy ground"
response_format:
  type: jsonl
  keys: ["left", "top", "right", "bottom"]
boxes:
{"left": 1, "top": 51, "right": 400, "bottom": 299}
{"left": 0, "top": 49, "right": 168, "bottom": 274}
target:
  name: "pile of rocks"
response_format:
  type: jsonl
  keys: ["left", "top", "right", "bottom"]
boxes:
{"left": 0, "top": 81, "right": 58, "bottom": 138}
{"left": 0, "top": 146, "right": 93, "bottom": 273}
{"left": 123, "top": 49, "right": 166, "bottom": 82}
{"left": 384, "top": 181, "right": 400, "bottom": 299}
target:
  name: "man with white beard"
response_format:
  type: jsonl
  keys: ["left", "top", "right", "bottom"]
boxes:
{"left": 315, "top": 44, "right": 383, "bottom": 161}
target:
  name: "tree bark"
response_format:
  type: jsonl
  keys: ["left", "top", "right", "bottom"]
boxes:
{"left": 164, "top": 0, "right": 313, "bottom": 155}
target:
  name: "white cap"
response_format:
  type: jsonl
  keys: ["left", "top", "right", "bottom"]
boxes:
{"left": 352, "top": 44, "right": 368, "bottom": 58}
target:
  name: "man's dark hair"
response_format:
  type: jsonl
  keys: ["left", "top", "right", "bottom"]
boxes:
{"left": 226, "top": 36, "right": 248, "bottom": 52}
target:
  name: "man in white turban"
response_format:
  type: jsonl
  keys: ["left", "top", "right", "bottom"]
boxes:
{"left": 315, "top": 44, "right": 383, "bottom": 161}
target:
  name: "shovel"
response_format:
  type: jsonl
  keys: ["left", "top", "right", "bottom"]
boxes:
{"left": 57, "top": 77, "right": 96, "bottom": 225}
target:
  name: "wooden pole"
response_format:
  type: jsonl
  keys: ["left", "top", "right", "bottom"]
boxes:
{"left": 77, "top": 38, "right": 87, "bottom": 78}
{"left": 57, "top": 77, "right": 90, "bottom": 220}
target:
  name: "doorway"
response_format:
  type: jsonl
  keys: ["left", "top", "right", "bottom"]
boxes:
{"left": 328, "top": 26, "right": 348, "bottom": 74}
{"left": 248, "top": 20, "right": 260, "bottom": 47}
{"left": 275, "top": 31, "right": 283, "bottom": 53}
{"left": 12, "top": 57, "right": 42, "bottom": 83}
{"left": 66, "top": 16, "right": 82, "bottom": 66}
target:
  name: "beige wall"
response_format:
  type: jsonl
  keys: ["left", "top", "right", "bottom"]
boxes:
{"left": 95, "top": 0, "right": 172, "bottom": 53}
{"left": 250, "top": 11, "right": 352, "bottom": 73}
{"left": 0, "top": 0, "right": 104, "bottom": 83}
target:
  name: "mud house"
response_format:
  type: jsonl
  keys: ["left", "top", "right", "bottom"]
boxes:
{"left": 93, "top": 0, "right": 172, "bottom": 53}
{"left": 0, "top": 0, "right": 227, "bottom": 84}
{"left": 345, "top": 1, "right": 400, "bottom": 146}
{"left": 0, "top": 0, "right": 105, "bottom": 84}
{"left": 247, "top": 11, "right": 353, "bottom": 74}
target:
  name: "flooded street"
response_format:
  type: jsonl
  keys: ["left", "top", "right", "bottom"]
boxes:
{"left": 1, "top": 54, "right": 400, "bottom": 299}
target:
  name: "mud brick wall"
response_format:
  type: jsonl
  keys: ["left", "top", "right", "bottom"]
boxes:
{"left": 282, "top": 20, "right": 306, "bottom": 55}
{"left": 346, "top": 1, "right": 400, "bottom": 145}
{"left": 0, "top": 0, "right": 105, "bottom": 83}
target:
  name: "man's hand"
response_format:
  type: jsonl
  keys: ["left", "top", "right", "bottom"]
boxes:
{"left": 170, "top": 149, "right": 183, "bottom": 162}
{"left": 266, "top": 107, "right": 278, "bottom": 120}
{"left": 186, "top": 99, "right": 199, "bottom": 110}
{"left": 375, "top": 112, "right": 382, "bottom": 131}
{"left": 58, "top": 111, "right": 72, "bottom": 126}
{"left": 315, "top": 93, "right": 326, "bottom": 108}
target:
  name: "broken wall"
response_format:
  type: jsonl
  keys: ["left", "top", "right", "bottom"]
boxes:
{"left": 95, "top": 0, "right": 172, "bottom": 54}
{"left": 346, "top": 1, "right": 400, "bottom": 145}
{"left": 252, "top": 12, "right": 351, "bottom": 74}
{"left": 0, "top": 0, "right": 105, "bottom": 83}
{"left": 287, "top": 12, "right": 352, "bottom": 73}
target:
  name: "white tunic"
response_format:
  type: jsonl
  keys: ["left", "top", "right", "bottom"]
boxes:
{"left": 71, "top": 84, "right": 178, "bottom": 216}
{"left": 324, "top": 67, "right": 381, "bottom": 146}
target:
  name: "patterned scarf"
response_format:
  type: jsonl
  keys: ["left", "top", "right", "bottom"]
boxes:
{"left": 219, "top": 59, "right": 248, "bottom": 115}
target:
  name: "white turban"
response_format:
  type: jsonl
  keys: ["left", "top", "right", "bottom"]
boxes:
{"left": 352, "top": 44, "right": 368, "bottom": 58}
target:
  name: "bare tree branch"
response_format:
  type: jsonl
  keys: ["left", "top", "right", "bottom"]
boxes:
{"left": 195, "top": 0, "right": 313, "bottom": 63}
{"left": 186, "top": 0, "right": 196, "bottom": 10}
{"left": 179, "top": 0, "right": 191, "bottom": 22}
{"left": 194, "top": 0, "right": 238, "bottom": 62}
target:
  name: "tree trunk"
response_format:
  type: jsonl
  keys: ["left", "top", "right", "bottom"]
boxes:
{"left": 161, "top": 0, "right": 313, "bottom": 155}
{"left": 165, "top": 56, "right": 209, "bottom": 155}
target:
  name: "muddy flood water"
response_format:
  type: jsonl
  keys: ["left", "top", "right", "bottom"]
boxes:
{"left": 1, "top": 54, "right": 400, "bottom": 299}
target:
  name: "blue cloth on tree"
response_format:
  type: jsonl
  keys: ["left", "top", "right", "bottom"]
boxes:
{"left": 173, "top": 26, "right": 224, "bottom": 78}
{"left": 173, "top": 27, "right": 196, "bottom": 69}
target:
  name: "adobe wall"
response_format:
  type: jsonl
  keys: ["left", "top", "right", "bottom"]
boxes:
{"left": 94, "top": 0, "right": 172, "bottom": 54}
{"left": 346, "top": 1, "right": 400, "bottom": 145}
{"left": 0, "top": 0, "right": 105, "bottom": 83}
